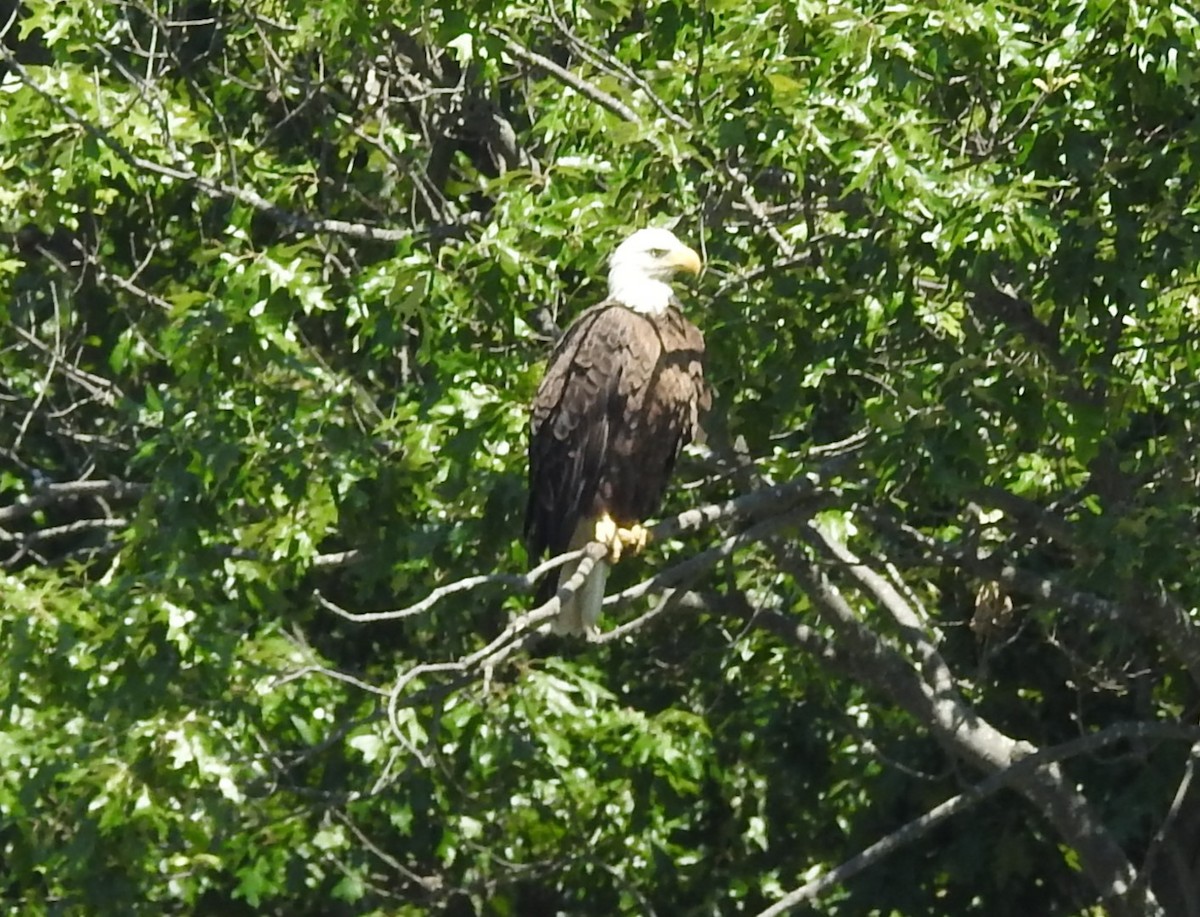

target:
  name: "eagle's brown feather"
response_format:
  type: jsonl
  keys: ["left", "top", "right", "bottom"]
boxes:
{"left": 525, "top": 299, "right": 709, "bottom": 628}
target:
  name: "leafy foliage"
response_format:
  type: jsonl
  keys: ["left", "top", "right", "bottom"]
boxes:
{"left": 3, "top": 0, "right": 1200, "bottom": 914}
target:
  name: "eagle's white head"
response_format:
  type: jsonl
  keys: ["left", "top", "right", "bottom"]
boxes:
{"left": 607, "top": 227, "right": 703, "bottom": 315}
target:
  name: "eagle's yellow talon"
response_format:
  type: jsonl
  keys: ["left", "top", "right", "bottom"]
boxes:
{"left": 617, "top": 523, "right": 650, "bottom": 555}
{"left": 592, "top": 516, "right": 651, "bottom": 564}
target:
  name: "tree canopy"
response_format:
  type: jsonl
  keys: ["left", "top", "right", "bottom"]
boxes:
{"left": 3, "top": 0, "right": 1200, "bottom": 914}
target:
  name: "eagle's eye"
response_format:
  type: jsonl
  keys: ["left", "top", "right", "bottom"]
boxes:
{"left": 647, "top": 247, "right": 669, "bottom": 257}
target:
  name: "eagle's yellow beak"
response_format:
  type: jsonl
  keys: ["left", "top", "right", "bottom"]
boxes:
{"left": 664, "top": 244, "right": 703, "bottom": 276}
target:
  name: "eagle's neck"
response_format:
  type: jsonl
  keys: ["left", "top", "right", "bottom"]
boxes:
{"left": 607, "top": 273, "right": 674, "bottom": 316}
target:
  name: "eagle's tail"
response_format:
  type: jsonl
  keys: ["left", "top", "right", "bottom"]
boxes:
{"left": 551, "top": 517, "right": 608, "bottom": 636}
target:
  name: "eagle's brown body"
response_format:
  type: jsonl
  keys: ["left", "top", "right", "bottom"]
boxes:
{"left": 525, "top": 298, "right": 710, "bottom": 632}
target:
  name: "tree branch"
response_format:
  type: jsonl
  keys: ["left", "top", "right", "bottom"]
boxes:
{"left": 0, "top": 44, "right": 473, "bottom": 244}
{"left": 801, "top": 520, "right": 955, "bottom": 694}
{"left": 773, "top": 535, "right": 1164, "bottom": 916}
{"left": 318, "top": 475, "right": 822, "bottom": 627}
{"left": 0, "top": 479, "right": 149, "bottom": 525}
{"left": 758, "top": 722, "right": 1200, "bottom": 916}
{"left": 491, "top": 31, "right": 644, "bottom": 126}
{"left": 541, "top": 8, "right": 692, "bottom": 131}
{"left": 877, "top": 512, "right": 1200, "bottom": 688}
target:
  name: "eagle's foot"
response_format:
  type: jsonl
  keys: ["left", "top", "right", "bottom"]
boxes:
{"left": 617, "top": 523, "right": 650, "bottom": 556}
{"left": 594, "top": 515, "right": 651, "bottom": 564}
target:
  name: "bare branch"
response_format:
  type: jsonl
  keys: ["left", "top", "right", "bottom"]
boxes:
{"left": 0, "top": 479, "right": 149, "bottom": 524}
{"left": 318, "top": 475, "right": 822, "bottom": 628}
{"left": 713, "top": 252, "right": 818, "bottom": 298}
{"left": 0, "top": 44, "right": 470, "bottom": 244}
{"left": 1136, "top": 740, "right": 1200, "bottom": 898}
{"left": 772, "top": 537, "right": 1165, "bottom": 916}
{"left": 315, "top": 547, "right": 588, "bottom": 623}
{"left": 593, "top": 509, "right": 809, "bottom": 642}
{"left": 9, "top": 326, "right": 125, "bottom": 407}
{"left": 759, "top": 722, "right": 1200, "bottom": 916}
{"left": 311, "top": 549, "right": 365, "bottom": 568}
{"left": 604, "top": 508, "right": 806, "bottom": 609}
{"left": 333, "top": 810, "right": 444, "bottom": 893}
{"left": 542, "top": 7, "right": 692, "bottom": 131}
{"left": 271, "top": 664, "right": 390, "bottom": 698}
{"left": 724, "top": 163, "right": 796, "bottom": 258}
{"left": 802, "top": 520, "right": 956, "bottom": 696}
{"left": 591, "top": 587, "right": 693, "bottom": 644}
{"left": 385, "top": 543, "right": 609, "bottom": 743}
{"left": 491, "top": 31, "right": 644, "bottom": 126}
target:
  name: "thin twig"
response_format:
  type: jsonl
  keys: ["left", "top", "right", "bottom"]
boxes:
{"left": 385, "top": 543, "right": 609, "bottom": 742}
{"left": 492, "top": 30, "right": 644, "bottom": 126}
{"left": 316, "top": 548, "right": 587, "bottom": 623}
{"left": 333, "top": 810, "right": 444, "bottom": 892}
{"left": 1135, "top": 740, "right": 1200, "bottom": 896}
{"left": 542, "top": 6, "right": 691, "bottom": 131}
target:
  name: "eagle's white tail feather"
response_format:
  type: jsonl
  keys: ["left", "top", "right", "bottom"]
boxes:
{"left": 551, "top": 518, "right": 609, "bottom": 636}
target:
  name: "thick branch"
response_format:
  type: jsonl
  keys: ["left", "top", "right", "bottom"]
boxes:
{"left": 802, "top": 521, "right": 955, "bottom": 695}
{"left": 774, "top": 538, "right": 1163, "bottom": 916}
{"left": 0, "top": 479, "right": 149, "bottom": 524}
{"left": 759, "top": 722, "right": 1200, "bottom": 916}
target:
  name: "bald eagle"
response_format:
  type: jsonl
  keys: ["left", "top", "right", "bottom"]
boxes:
{"left": 525, "top": 228, "right": 711, "bottom": 636}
